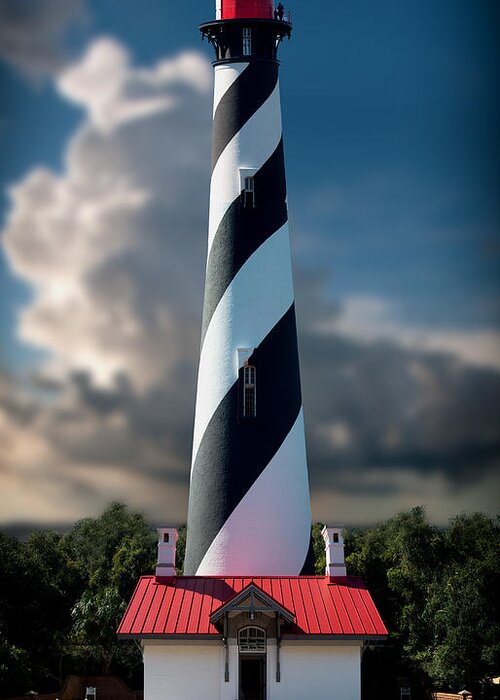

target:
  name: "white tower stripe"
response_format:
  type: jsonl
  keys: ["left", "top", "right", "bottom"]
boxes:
{"left": 213, "top": 63, "right": 249, "bottom": 116}
{"left": 196, "top": 409, "right": 311, "bottom": 576}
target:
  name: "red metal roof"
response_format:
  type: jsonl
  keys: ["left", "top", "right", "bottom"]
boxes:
{"left": 118, "top": 576, "right": 387, "bottom": 638}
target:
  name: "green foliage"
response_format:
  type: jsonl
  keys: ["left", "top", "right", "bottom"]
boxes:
{"left": 345, "top": 508, "right": 500, "bottom": 698}
{"left": 311, "top": 522, "right": 326, "bottom": 575}
{"left": 70, "top": 587, "right": 126, "bottom": 674}
{"left": 66, "top": 502, "right": 156, "bottom": 591}
{"left": 0, "top": 503, "right": 156, "bottom": 697}
{"left": 0, "top": 506, "right": 497, "bottom": 698}
{"left": 175, "top": 524, "right": 187, "bottom": 575}
{"left": 0, "top": 640, "right": 31, "bottom": 697}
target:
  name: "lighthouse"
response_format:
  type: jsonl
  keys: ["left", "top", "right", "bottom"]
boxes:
{"left": 118, "top": 4, "right": 388, "bottom": 696}
{"left": 183, "top": 0, "right": 312, "bottom": 576}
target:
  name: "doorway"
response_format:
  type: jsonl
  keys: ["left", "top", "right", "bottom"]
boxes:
{"left": 239, "top": 654, "right": 266, "bottom": 700}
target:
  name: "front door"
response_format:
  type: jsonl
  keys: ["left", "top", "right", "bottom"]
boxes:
{"left": 239, "top": 654, "right": 266, "bottom": 700}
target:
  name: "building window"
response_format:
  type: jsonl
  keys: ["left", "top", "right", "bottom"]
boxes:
{"left": 242, "top": 28, "right": 252, "bottom": 56}
{"left": 239, "top": 626, "right": 266, "bottom": 653}
{"left": 243, "top": 176, "right": 255, "bottom": 209}
{"left": 243, "top": 363, "right": 256, "bottom": 418}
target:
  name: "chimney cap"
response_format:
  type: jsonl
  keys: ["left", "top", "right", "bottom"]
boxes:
{"left": 155, "top": 527, "right": 179, "bottom": 578}
{"left": 321, "top": 525, "right": 345, "bottom": 541}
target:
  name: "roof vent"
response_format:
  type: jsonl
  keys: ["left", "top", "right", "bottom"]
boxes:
{"left": 321, "top": 525, "right": 346, "bottom": 579}
{"left": 155, "top": 527, "right": 178, "bottom": 578}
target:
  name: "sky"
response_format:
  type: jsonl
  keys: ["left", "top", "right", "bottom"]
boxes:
{"left": 0, "top": 0, "right": 499, "bottom": 535}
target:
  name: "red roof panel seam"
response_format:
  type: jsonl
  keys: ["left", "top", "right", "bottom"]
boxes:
{"left": 357, "top": 588, "right": 383, "bottom": 635}
{"left": 198, "top": 578, "right": 215, "bottom": 634}
{"left": 280, "top": 578, "right": 295, "bottom": 618}
{"left": 122, "top": 577, "right": 151, "bottom": 634}
{"left": 176, "top": 586, "right": 196, "bottom": 634}
{"left": 182, "top": 580, "right": 205, "bottom": 632}
{"left": 312, "top": 579, "right": 334, "bottom": 634}
{"left": 173, "top": 587, "right": 188, "bottom": 633}
{"left": 187, "top": 579, "right": 206, "bottom": 634}
{"left": 329, "top": 585, "right": 350, "bottom": 634}
{"left": 342, "top": 586, "right": 364, "bottom": 633}
{"left": 131, "top": 580, "right": 158, "bottom": 635}
{"left": 322, "top": 584, "right": 342, "bottom": 634}
{"left": 143, "top": 585, "right": 167, "bottom": 634}
{"left": 304, "top": 579, "right": 322, "bottom": 634}
{"left": 153, "top": 585, "right": 176, "bottom": 634}
{"left": 290, "top": 578, "right": 309, "bottom": 633}
{"left": 348, "top": 587, "right": 371, "bottom": 634}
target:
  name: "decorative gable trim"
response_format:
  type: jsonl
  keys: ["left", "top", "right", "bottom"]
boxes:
{"left": 210, "top": 582, "right": 295, "bottom": 625}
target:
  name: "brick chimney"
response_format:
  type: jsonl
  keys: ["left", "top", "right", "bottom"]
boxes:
{"left": 321, "top": 525, "right": 347, "bottom": 579}
{"left": 155, "top": 527, "right": 178, "bottom": 578}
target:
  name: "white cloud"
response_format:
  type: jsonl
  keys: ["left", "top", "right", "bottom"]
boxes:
{"left": 4, "top": 37, "right": 212, "bottom": 389}
{"left": 58, "top": 38, "right": 211, "bottom": 132}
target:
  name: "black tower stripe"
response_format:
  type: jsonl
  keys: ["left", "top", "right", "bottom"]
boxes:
{"left": 202, "top": 138, "right": 287, "bottom": 344}
{"left": 184, "top": 303, "right": 302, "bottom": 575}
{"left": 211, "top": 62, "right": 279, "bottom": 173}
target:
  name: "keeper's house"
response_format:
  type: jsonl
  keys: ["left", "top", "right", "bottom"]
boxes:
{"left": 118, "top": 527, "right": 387, "bottom": 700}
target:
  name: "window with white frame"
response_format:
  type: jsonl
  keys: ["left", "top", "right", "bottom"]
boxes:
{"left": 239, "top": 626, "right": 266, "bottom": 653}
{"left": 242, "top": 28, "right": 252, "bottom": 56}
{"left": 243, "top": 363, "right": 256, "bottom": 418}
{"left": 243, "top": 175, "right": 255, "bottom": 209}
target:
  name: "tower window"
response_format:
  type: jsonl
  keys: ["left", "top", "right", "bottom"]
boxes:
{"left": 242, "top": 28, "right": 252, "bottom": 56}
{"left": 243, "top": 176, "right": 255, "bottom": 209}
{"left": 243, "top": 363, "right": 256, "bottom": 418}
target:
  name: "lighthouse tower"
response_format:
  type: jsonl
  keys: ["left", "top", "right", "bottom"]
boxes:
{"left": 118, "top": 6, "right": 388, "bottom": 693}
{"left": 184, "top": 0, "right": 312, "bottom": 576}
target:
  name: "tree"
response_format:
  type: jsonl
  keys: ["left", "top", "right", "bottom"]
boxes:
{"left": 311, "top": 523, "right": 326, "bottom": 575}
{"left": 69, "top": 587, "right": 127, "bottom": 674}
{"left": 345, "top": 508, "right": 500, "bottom": 698}
{"left": 0, "top": 503, "right": 156, "bottom": 696}
{"left": 66, "top": 502, "right": 156, "bottom": 591}
{"left": 421, "top": 514, "right": 500, "bottom": 694}
{"left": 61, "top": 503, "right": 156, "bottom": 683}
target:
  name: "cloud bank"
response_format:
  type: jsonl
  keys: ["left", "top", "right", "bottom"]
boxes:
{"left": 1, "top": 37, "right": 499, "bottom": 530}
{"left": 0, "top": 0, "right": 87, "bottom": 77}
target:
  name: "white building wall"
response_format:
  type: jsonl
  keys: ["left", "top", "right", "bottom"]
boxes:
{"left": 144, "top": 642, "right": 224, "bottom": 700}
{"left": 144, "top": 640, "right": 362, "bottom": 700}
{"left": 277, "top": 643, "right": 362, "bottom": 700}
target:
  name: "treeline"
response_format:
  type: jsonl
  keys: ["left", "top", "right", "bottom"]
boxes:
{"left": 0, "top": 504, "right": 498, "bottom": 699}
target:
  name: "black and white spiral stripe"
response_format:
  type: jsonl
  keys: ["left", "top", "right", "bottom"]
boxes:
{"left": 184, "top": 60, "right": 311, "bottom": 576}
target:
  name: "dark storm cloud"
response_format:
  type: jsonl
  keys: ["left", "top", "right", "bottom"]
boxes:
{"left": 300, "top": 328, "right": 500, "bottom": 495}
{"left": 0, "top": 0, "right": 87, "bottom": 77}
{"left": 7, "top": 306, "right": 499, "bottom": 496}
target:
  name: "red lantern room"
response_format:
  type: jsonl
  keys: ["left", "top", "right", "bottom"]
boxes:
{"left": 219, "top": 0, "right": 274, "bottom": 19}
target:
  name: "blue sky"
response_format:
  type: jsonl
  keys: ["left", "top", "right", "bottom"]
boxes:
{"left": 0, "top": 0, "right": 498, "bottom": 531}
